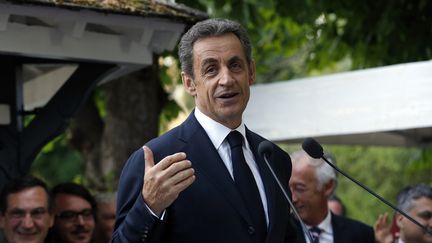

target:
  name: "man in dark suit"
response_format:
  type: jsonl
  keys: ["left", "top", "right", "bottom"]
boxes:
{"left": 0, "top": 175, "right": 54, "bottom": 243}
{"left": 111, "top": 18, "right": 296, "bottom": 243}
{"left": 289, "top": 150, "right": 375, "bottom": 243}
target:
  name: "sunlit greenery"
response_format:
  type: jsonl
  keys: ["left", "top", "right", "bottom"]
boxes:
{"left": 282, "top": 143, "right": 430, "bottom": 224}
{"left": 31, "top": 133, "right": 85, "bottom": 187}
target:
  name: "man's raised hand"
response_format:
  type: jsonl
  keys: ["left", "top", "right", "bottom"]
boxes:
{"left": 142, "top": 146, "right": 196, "bottom": 216}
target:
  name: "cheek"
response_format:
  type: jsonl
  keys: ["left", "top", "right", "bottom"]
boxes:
{"left": 88, "top": 219, "right": 96, "bottom": 227}
{"left": 9, "top": 221, "right": 21, "bottom": 230}
{"left": 56, "top": 222, "right": 72, "bottom": 231}
{"left": 38, "top": 218, "right": 53, "bottom": 228}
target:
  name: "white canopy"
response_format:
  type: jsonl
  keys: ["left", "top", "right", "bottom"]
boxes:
{"left": 244, "top": 60, "right": 432, "bottom": 147}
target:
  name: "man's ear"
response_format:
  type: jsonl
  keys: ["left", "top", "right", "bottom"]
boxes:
{"left": 182, "top": 72, "right": 196, "bottom": 96}
{"left": 324, "top": 180, "right": 336, "bottom": 198}
{"left": 249, "top": 60, "right": 256, "bottom": 85}
{"left": 395, "top": 212, "right": 403, "bottom": 228}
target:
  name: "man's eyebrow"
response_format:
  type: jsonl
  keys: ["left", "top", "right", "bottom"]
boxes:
{"left": 228, "top": 56, "right": 243, "bottom": 63}
{"left": 201, "top": 58, "right": 218, "bottom": 68}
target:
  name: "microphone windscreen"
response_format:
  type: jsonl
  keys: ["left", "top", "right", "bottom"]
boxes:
{"left": 302, "top": 138, "right": 324, "bottom": 159}
{"left": 258, "top": 141, "right": 274, "bottom": 157}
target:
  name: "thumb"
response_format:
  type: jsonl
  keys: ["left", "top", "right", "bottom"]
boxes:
{"left": 143, "top": 146, "right": 155, "bottom": 171}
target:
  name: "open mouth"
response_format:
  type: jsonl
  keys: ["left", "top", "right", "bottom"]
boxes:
{"left": 218, "top": 92, "right": 238, "bottom": 99}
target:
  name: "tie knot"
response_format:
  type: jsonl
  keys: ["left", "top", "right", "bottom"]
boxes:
{"left": 309, "top": 226, "right": 321, "bottom": 240}
{"left": 226, "top": 131, "right": 243, "bottom": 149}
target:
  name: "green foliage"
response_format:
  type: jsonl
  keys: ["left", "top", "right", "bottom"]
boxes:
{"left": 159, "top": 99, "right": 182, "bottom": 134}
{"left": 408, "top": 148, "right": 432, "bottom": 174}
{"left": 179, "top": 0, "right": 432, "bottom": 80}
{"left": 327, "top": 145, "right": 426, "bottom": 225}
{"left": 178, "top": 0, "right": 312, "bottom": 82}
{"left": 282, "top": 144, "right": 430, "bottom": 225}
{"left": 30, "top": 133, "right": 85, "bottom": 187}
{"left": 94, "top": 87, "right": 107, "bottom": 118}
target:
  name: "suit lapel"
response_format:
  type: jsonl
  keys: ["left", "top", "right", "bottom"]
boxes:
{"left": 294, "top": 220, "right": 308, "bottom": 243}
{"left": 179, "top": 114, "right": 253, "bottom": 225}
{"left": 331, "top": 213, "right": 345, "bottom": 243}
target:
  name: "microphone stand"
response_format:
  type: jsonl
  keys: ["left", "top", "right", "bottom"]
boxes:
{"left": 261, "top": 152, "right": 315, "bottom": 243}
{"left": 320, "top": 155, "right": 432, "bottom": 236}
{"left": 302, "top": 137, "right": 431, "bottom": 236}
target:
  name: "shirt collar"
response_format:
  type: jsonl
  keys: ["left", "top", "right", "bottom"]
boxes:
{"left": 320, "top": 211, "right": 333, "bottom": 234}
{"left": 307, "top": 210, "right": 333, "bottom": 234}
{"left": 194, "top": 107, "right": 246, "bottom": 149}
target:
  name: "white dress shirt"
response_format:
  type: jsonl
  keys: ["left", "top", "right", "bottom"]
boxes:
{"left": 194, "top": 108, "right": 269, "bottom": 225}
{"left": 303, "top": 211, "right": 334, "bottom": 243}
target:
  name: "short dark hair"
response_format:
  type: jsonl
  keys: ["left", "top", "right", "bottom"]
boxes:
{"left": 51, "top": 182, "right": 97, "bottom": 217}
{"left": 178, "top": 18, "right": 252, "bottom": 78}
{"left": 0, "top": 175, "right": 52, "bottom": 214}
{"left": 397, "top": 184, "right": 432, "bottom": 212}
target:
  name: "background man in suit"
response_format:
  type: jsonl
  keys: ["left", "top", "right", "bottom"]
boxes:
{"left": 289, "top": 150, "right": 375, "bottom": 243}
{"left": 0, "top": 175, "right": 53, "bottom": 243}
{"left": 111, "top": 18, "right": 296, "bottom": 243}
{"left": 395, "top": 184, "right": 431, "bottom": 243}
{"left": 327, "top": 195, "right": 346, "bottom": 217}
{"left": 375, "top": 184, "right": 432, "bottom": 243}
{"left": 48, "top": 183, "right": 96, "bottom": 243}
{"left": 93, "top": 192, "right": 116, "bottom": 243}
{"left": 374, "top": 184, "right": 432, "bottom": 243}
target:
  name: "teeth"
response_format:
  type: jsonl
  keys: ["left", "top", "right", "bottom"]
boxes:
{"left": 221, "top": 93, "right": 235, "bottom": 98}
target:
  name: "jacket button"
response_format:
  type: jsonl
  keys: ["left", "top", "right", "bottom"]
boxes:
{"left": 248, "top": 226, "right": 255, "bottom": 235}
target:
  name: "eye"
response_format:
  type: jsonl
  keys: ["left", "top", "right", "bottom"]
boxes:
{"left": 204, "top": 65, "right": 217, "bottom": 76}
{"left": 57, "top": 211, "right": 76, "bottom": 220}
{"left": 9, "top": 209, "right": 25, "bottom": 219}
{"left": 81, "top": 209, "right": 93, "bottom": 218}
{"left": 418, "top": 211, "right": 432, "bottom": 220}
{"left": 230, "top": 62, "right": 242, "bottom": 72}
{"left": 31, "top": 208, "right": 47, "bottom": 219}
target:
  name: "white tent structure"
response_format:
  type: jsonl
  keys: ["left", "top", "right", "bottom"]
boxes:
{"left": 244, "top": 60, "right": 432, "bottom": 147}
{"left": 0, "top": 0, "right": 206, "bottom": 188}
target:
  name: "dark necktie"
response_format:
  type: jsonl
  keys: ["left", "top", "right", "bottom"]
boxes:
{"left": 226, "top": 131, "right": 267, "bottom": 242}
{"left": 309, "top": 226, "right": 321, "bottom": 243}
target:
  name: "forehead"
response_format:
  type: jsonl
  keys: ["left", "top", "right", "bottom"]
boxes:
{"left": 7, "top": 186, "right": 48, "bottom": 209}
{"left": 98, "top": 201, "right": 116, "bottom": 212}
{"left": 411, "top": 197, "right": 432, "bottom": 210}
{"left": 54, "top": 193, "right": 92, "bottom": 211}
{"left": 192, "top": 33, "right": 246, "bottom": 64}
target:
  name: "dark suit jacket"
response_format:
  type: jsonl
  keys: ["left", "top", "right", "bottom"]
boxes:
{"left": 111, "top": 112, "right": 296, "bottom": 243}
{"left": 294, "top": 213, "right": 375, "bottom": 243}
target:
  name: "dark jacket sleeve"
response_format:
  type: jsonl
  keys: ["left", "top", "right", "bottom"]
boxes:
{"left": 110, "top": 149, "right": 164, "bottom": 243}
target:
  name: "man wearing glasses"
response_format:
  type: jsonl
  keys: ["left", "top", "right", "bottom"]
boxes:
{"left": 0, "top": 175, "right": 54, "bottom": 243}
{"left": 48, "top": 182, "right": 96, "bottom": 243}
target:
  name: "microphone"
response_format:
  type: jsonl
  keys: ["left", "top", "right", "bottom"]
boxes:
{"left": 302, "top": 137, "right": 432, "bottom": 236}
{"left": 258, "top": 141, "right": 314, "bottom": 243}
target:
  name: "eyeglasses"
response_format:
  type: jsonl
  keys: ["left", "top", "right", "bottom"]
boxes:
{"left": 6, "top": 208, "right": 49, "bottom": 220}
{"left": 56, "top": 209, "right": 93, "bottom": 221}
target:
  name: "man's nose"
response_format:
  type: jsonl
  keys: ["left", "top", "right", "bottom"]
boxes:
{"left": 290, "top": 190, "right": 298, "bottom": 203}
{"left": 21, "top": 214, "right": 35, "bottom": 228}
{"left": 219, "top": 66, "right": 234, "bottom": 85}
{"left": 76, "top": 215, "right": 86, "bottom": 225}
